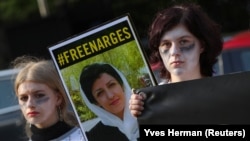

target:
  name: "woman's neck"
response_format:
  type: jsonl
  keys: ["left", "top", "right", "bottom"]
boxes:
{"left": 170, "top": 73, "right": 203, "bottom": 83}
{"left": 30, "top": 121, "right": 72, "bottom": 141}
{"left": 34, "top": 116, "right": 59, "bottom": 129}
{"left": 116, "top": 110, "right": 124, "bottom": 120}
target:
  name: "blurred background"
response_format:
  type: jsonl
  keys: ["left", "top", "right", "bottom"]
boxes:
{"left": 0, "top": 0, "right": 249, "bottom": 140}
{"left": 0, "top": 0, "right": 249, "bottom": 69}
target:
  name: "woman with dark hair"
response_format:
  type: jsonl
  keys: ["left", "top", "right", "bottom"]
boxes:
{"left": 79, "top": 63, "right": 139, "bottom": 141}
{"left": 129, "top": 3, "right": 223, "bottom": 116}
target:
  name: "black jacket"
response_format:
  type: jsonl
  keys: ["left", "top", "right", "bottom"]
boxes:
{"left": 86, "top": 121, "right": 139, "bottom": 141}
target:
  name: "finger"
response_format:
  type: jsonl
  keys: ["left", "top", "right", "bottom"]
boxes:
{"left": 132, "top": 88, "right": 140, "bottom": 94}
{"left": 131, "top": 110, "right": 142, "bottom": 117}
{"left": 130, "top": 99, "right": 144, "bottom": 106}
{"left": 131, "top": 93, "right": 145, "bottom": 101}
{"left": 138, "top": 92, "right": 147, "bottom": 100}
{"left": 129, "top": 103, "right": 144, "bottom": 111}
{"left": 131, "top": 88, "right": 147, "bottom": 100}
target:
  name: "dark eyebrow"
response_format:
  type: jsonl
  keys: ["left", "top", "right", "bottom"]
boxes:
{"left": 19, "top": 90, "right": 45, "bottom": 96}
{"left": 160, "top": 34, "right": 193, "bottom": 42}
{"left": 93, "top": 79, "right": 117, "bottom": 94}
{"left": 107, "top": 79, "right": 117, "bottom": 84}
{"left": 179, "top": 35, "right": 193, "bottom": 39}
{"left": 31, "top": 89, "right": 46, "bottom": 93}
{"left": 93, "top": 88, "right": 102, "bottom": 96}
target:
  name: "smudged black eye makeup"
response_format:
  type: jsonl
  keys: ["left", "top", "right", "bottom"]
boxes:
{"left": 19, "top": 94, "right": 50, "bottom": 108}
{"left": 180, "top": 43, "right": 195, "bottom": 52}
{"left": 36, "top": 96, "right": 49, "bottom": 105}
{"left": 159, "top": 47, "right": 169, "bottom": 54}
{"left": 159, "top": 41, "right": 171, "bottom": 54}
{"left": 159, "top": 42, "right": 195, "bottom": 54}
{"left": 19, "top": 95, "right": 28, "bottom": 102}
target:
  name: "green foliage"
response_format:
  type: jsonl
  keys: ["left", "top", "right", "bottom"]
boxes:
{"left": 0, "top": 0, "right": 38, "bottom": 22}
{"left": 70, "top": 89, "right": 96, "bottom": 121}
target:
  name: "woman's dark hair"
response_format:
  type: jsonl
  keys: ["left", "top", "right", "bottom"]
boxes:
{"left": 79, "top": 63, "right": 123, "bottom": 104}
{"left": 148, "top": 3, "right": 223, "bottom": 79}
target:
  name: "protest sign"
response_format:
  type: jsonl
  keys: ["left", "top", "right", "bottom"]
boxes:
{"left": 48, "top": 14, "right": 156, "bottom": 140}
{"left": 137, "top": 71, "right": 250, "bottom": 125}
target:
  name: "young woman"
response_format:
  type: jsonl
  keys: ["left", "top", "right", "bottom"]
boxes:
{"left": 79, "top": 63, "right": 139, "bottom": 141}
{"left": 13, "top": 55, "right": 85, "bottom": 141}
{"left": 129, "top": 3, "right": 223, "bottom": 116}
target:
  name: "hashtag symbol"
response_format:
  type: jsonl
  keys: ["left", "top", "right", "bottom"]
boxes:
{"left": 57, "top": 53, "right": 65, "bottom": 67}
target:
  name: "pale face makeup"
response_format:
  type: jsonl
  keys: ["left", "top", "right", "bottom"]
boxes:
{"left": 92, "top": 73, "right": 125, "bottom": 119}
{"left": 159, "top": 24, "right": 204, "bottom": 82}
{"left": 17, "top": 81, "right": 61, "bottom": 128}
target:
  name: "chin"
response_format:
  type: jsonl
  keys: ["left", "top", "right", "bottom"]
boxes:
{"left": 172, "top": 69, "right": 184, "bottom": 76}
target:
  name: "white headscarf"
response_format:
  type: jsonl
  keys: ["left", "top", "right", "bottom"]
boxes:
{"left": 80, "top": 64, "right": 139, "bottom": 141}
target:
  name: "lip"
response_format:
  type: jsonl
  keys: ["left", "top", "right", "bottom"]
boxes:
{"left": 27, "top": 111, "right": 39, "bottom": 117}
{"left": 171, "top": 61, "right": 184, "bottom": 66}
{"left": 110, "top": 98, "right": 120, "bottom": 106}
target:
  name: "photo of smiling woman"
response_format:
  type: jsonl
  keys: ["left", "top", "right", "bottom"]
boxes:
{"left": 79, "top": 63, "right": 139, "bottom": 141}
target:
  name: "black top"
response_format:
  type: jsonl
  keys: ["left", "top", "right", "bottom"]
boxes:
{"left": 30, "top": 121, "right": 73, "bottom": 141}
{"left": 86, "top": 121, "right": 133, "bottom": 141}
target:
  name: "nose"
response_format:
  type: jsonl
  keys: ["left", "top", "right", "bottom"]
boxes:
{"left": 169, "top": 44, "right": 180, "bottom": 56}
{"left": 27, "top": 97, "right": 35, "bottom": 108}
{"left": 106, "top": 90, "right": 114, "bottom": 99}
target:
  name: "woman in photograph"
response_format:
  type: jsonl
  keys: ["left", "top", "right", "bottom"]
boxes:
{"left": 79, "top": 63, "right": 139, "bottom": 141}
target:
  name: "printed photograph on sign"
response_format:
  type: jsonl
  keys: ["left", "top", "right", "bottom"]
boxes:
{"left": 48, "top": 14, "right": 156, "bottom": 141}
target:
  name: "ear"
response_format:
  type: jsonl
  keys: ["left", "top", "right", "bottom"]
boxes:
{"left": 96, "top": 102, "right": 101, "bottom": 107}
{"left": 200, "top": 46, "right": 204, "bottom": 54}
{"left": 199, "top": 41, "right": 205, "bottom": 54}
{"left": 56, "top": 93, "right": 63, "bottom": 106}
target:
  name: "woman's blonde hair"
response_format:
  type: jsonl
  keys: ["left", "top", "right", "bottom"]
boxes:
{"left": 12, "top": 55, "right": 77, "bottom": 138}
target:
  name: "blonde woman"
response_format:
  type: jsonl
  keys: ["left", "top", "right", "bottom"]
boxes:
{"left": 13, "top": 55, "right": 86, "bottom": 141}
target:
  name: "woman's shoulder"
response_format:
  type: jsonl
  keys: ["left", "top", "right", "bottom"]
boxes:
{"left": 88, "top": 121, "right": 109, "bottom": 131}
{"left": 86, "top": 122, "right": 129, "bottom": 141}
{"left": 81, "top": 117, "right": 100, "bottom": 132}
{"left": 51, "top": 127, "right": 87, "bottom": 141}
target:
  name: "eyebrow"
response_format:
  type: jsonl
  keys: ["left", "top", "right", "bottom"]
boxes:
{"left": 18, "top": 90, "right": 45, "bottom": 96}
{"left": 179, "top": 35, "right": 193, "bottom": 39}
{"left": 92, "top": 79, "right": 117, "bottom": 94}
{"left": 93, "top": 88, "right": 102, "bottom": 95}
{"left": 161, "top": 35, "right": 193, "bottom": 41}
